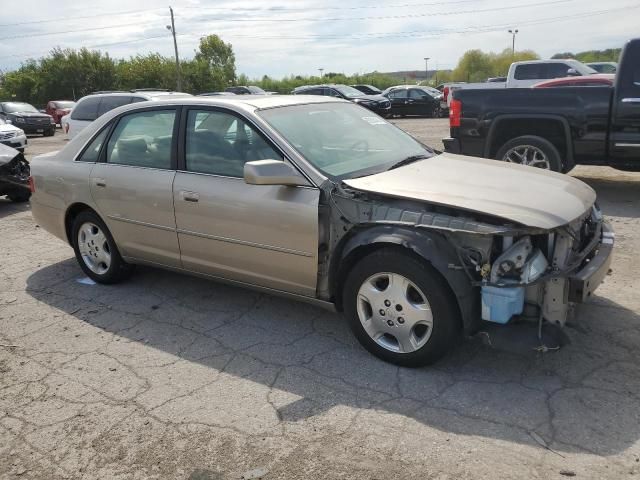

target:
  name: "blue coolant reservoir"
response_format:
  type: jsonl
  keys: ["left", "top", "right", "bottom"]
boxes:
{"left": 481, "top": 285, "right": 525, "bottom": 324}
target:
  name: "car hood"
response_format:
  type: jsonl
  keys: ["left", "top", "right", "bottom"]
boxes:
{"left": 0, "top": 123, "right": 21, "bottom": 133}
{"left": 342, "top": 153, "right": 596, "bottom": 230}
{"left": 0, "top": 143, "right": 20, "bottom": 166}
{"left": 10, "top": 112, "right": 50, "bottom": 118}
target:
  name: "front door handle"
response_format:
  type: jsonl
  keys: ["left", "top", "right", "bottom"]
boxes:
{"left": 180, "top": 191, "right": 199, "bottom": 202}
{"left": 621, "top": 98, "right": 640, "bottom": 104}
{"left": 93, "top": 178, "right": 106, "bottom": 188}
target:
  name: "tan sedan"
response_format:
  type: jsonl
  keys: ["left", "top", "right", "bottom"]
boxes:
{"left": 30, "top": 96, "right": 613, "bottom": 366}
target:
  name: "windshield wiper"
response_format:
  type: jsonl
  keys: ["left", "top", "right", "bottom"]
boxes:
{"left": 387, "top": 154, "right": 430, "bottom": 171}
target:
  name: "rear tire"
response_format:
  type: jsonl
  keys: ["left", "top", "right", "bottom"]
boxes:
{"left": 71, "top": 211, "right": 134, "bottom": 284}
{"left": 495, "top": 135, "right": 563, "bottom": 172}
{"left": 343, "top": 248, "right": 460, "bottom": 367}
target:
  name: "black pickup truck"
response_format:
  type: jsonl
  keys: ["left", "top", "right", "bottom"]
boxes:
{"left": 443, "top": 38, "right": 640, "bottom": 172}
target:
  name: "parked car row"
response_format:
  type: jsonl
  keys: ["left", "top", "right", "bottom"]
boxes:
{"left": 0, "top": 102, "right": 56, "bottom": 138}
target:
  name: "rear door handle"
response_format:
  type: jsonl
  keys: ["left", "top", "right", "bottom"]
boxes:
{"left": 180, "top": 191, "right": 199, "bottom": 202}
{"left": 93, "top": 178, "right": 106, "bottom": 187}
{"left": 621, "top": 98, "right": 640, "bottom": 104}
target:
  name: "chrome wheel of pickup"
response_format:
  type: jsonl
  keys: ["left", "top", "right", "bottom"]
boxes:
{"left": 502, "top": 145, "right": 551, "bottom": 169}
{"left": 77, "top": 222, "right": 111, "bottom": 275}
{"left": 356, "top": 272, "right": 433, "bottom": 354}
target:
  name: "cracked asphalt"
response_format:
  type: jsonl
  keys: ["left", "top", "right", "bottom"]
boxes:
{"left": 1, "top": 120, "right": 640, "bottom": 479}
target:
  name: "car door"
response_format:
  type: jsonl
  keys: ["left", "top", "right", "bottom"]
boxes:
{"left": 89, "top": 107, "right": 181, "bottom": 267}
{"left": 387, "top": 89, "right": 408, "bottom": 116}
{"left": 609, "top": 42, "right": 640, "bottom": 167}
{"left": 408, "top": 88, "right": 432, "bottom": 116}
{"left": 173, "top": 107, "right": 320, "bottom": 296}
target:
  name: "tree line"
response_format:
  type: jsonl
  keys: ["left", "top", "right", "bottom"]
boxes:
{"left": 0, "top": 35, "right": 236, "bottom": 106}
{"left": 0, "top": 39, "right": 620, "bottom": 106}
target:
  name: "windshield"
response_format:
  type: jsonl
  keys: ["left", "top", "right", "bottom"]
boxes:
{"left": 420, "top": 87, "right": 442, "bottom": 97}
{"left": 54, "top": 101, "right": 75, "bottom": 109}
{"left": 333, "top": 85, "right": 366, "bottom": 98}
{"left": 259, "top": 102, "right": 433, "bottom": 180}
{"left": 248, "top": 86, "right": 266, "bottom": 94}
{"left": 2, "top": 102, "right": 38, "bottom": 113}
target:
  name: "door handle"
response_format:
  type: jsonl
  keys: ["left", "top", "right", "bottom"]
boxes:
{"left": 621, "top": 98, "right": 640, "bottom": 104}
{"left": 93, "top": 178, "right": 106, "bottom": 187}
{"left": 180, "top": 191, "right": 199, "bottom": 202}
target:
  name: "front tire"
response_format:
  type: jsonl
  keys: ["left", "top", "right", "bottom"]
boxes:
{"left": 343, "top": 248, "right": 460, "bottom": 367}
{"left": 71, "top": 211, "right": 134, "bottom": 284}
{"left": 495, "top": 135, "right": 563, "bottom": 172}
{"left": 8, "top": 191, "right": 31, "bottom": 202}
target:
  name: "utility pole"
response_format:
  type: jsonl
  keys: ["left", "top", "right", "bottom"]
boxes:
{"left": 318, "top": 68, "right": 324, "bottom": 78}
{"left": 167, "top": 7, "right": 182, "bottom": 91}
{"left": 423, "top": 57, "right": 430, "bottom": 85}
{"left": 508, "top": 29, "right": 519, "bottom": 56}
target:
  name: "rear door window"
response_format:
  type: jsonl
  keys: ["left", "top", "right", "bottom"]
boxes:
{"left": 106, "top": 110, "right": 176, "bottom": 169}
{"left": 546, "top": 63, "right": 572, "bottom": 78}
{"left": 71, "top": 97, "right": 100, "bottom": 121}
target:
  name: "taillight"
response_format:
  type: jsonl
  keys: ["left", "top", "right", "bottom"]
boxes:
{"left": 449, "top": 99, "right": 462, "bottom": 128}
{"left": 443, "top": 86, "right": 449, "bottom": 103}
{"left": 28, "top": 176, "right": 35, "bottom": 193}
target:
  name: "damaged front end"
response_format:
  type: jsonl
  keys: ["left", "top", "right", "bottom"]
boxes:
{"left": 322, "top": 181, "right": 613, "bottom": 334}
{"left": 0, "top": 144, "right": 31, "bottom": 200}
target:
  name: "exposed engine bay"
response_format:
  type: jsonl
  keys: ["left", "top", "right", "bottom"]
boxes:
{"left": 319, "top": 181, "right": 614, "bottom": 338}
{"left": 0, "top": 143, "right": 31, "bottom": 202}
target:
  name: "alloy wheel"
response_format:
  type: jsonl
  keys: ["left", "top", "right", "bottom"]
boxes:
{"left": 356, "top": 272, "right": 433, "bottom": 354}
{"left": 502, "top": 145, "right": 551, "bottom": 169}
{"left": 77, "top": 222, "right": 111, "bottom": 275}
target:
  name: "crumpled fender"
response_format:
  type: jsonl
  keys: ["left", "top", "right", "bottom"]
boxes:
{"left": 331, "top": 224, "right": 480, "bottom": 334}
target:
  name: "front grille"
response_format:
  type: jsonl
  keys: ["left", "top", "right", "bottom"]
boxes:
{"left": 0, "top": 131, "right": 16, "bottom": 140}
{"left": 26, "top": 117, "right": 49, "bottom": 125}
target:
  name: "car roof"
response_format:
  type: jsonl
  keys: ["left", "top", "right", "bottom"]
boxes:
{"left": 114, "top": 95, "right": 349, "bottom": 112}
{"left": 78, "top": 91, "right": 192, "bottom": 102}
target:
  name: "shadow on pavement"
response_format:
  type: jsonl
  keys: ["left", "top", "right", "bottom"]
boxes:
{"left": 26, "top": 258, "right": 640, "bottom": 456}
{"left": 0, "top": 197, "right": 30, "bottom": 220}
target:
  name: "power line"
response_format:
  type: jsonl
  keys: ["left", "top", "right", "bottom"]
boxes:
{"left": 0, "top": 0, "right": 572, "bottom": 42}
{"left": 180, "top": 0, "right": 574, "bottom": 23}
{"left": 0, "top": 22, "right": 155, "bottom": 41}
{"left": 0, "top": 8, "right": 164, "bottom": 28}
{"left": 178, "top": 0, "right": 481, "bottom": 12}
{"left": 0, "top": 3, "right": 635, "bottom": 61}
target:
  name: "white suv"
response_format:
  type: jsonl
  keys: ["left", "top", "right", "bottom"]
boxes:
{"left": 65, "top": 90, "right": 192, "bottom": 139}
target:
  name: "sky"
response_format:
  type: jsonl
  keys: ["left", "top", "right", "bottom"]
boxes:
{"left": 0, "top": 0, "right": 638, "bottom": 79}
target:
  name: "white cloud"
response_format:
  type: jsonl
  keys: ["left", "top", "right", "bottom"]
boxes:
{"left": 0, "top": 0, "right": 636, "bottom": 77}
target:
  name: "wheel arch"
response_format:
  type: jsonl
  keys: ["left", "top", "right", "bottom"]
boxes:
{"left": 64, "top": 202, "right": 100, "bottom": 245}
{"left": 486, "top": 114, "right": 574, "bottom": 171}
{"left": 329, "top": 225, "right": 479, "bottom": 334}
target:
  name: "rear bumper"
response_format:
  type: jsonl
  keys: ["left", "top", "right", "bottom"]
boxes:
{"left": 442, "top": 137, "right": 461, "bottom": 154}
{"left": 568, "top": 222, "right": 614, "bottom": 303}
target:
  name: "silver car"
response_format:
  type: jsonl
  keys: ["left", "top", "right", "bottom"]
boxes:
{"left": 30, "top": 96, "right": 614, "bottom": 366}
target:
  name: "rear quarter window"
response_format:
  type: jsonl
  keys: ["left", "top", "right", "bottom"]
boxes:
{"left": 71, "top": 97, "right": 100, "bottom": 121}
{"left": 97, "top": 96, "right": 139, "bottom": 116}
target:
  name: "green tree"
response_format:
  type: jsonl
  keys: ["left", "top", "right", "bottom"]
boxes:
{"left": 191, "top": 34, "right": 236, "bottom": 92}
{"left": 115, "top": 53, "right": 176, "bottom": 91}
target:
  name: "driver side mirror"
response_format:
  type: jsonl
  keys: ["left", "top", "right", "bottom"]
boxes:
{"left": 566, "top": 68, "right": 580, "bottom": 77}
{"left": 244, "top": 159, "right": 308, "bottom": 187}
